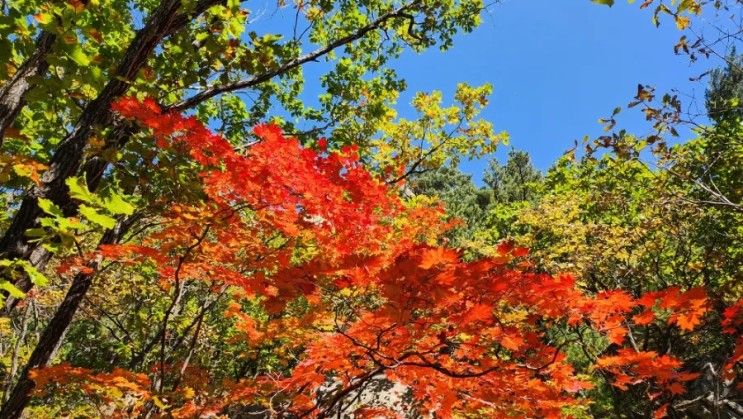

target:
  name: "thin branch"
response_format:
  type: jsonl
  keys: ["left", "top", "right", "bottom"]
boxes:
{"left": 157, "top": 225, "right": 211, "bottom": 392}
{"left": 170, "top": 1, "right": 421, "bottom": 111}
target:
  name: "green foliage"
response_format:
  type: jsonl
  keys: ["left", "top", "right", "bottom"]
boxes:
{"left": 66, "top": 176, "right": 136, "bottom": 224}
{"left": 0, "top": 259, "right": 49, "bottom": 298}
{"left": 409, "top": 165, "right": 491, "bottom": 248}
{"left": 372, "top": 83, "right": 508, "bottom": 180}
{"left": 706, "top": 51, "right": 743, "bottom": 124}
{"left": 28, "top": 177, "right": 136, "bottom": 252}
{"left": 484, "top": 149, "right": 542, "bottom": 204}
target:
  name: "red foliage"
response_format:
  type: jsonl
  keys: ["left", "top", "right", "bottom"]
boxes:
{"left": 596, "top": 349, "right": 699, "bottom": 393}
{"left": 30, "top": 364, "right": 151, "bottom": 416}
{"left": 37, "top": 98, "right": 735, "bottom": 418}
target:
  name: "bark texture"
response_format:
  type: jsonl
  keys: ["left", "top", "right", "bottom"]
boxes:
{"left": 0, "top": 32, "right": 55, "bottom": 144}
{"left": 0, "top": 0, "right": 184, "bottom": 312}
{"left": 0, "top": 221, "right": 131, "bottom": 419}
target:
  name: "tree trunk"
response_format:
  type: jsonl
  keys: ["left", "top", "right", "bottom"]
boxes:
{"left": 0, "top": 0, "right": 183, "bottom": 308}
{"left": 0, "top": 219, "right": 132, "bottom": 419}
{"left": 0, "top": 32, "right": 55, "bottom": 144}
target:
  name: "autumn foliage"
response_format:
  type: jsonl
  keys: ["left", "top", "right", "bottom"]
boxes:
{"left": 24, "top": 98, "right": 738, "bottom": 417}
{"left": 1, "top": 0, "right": 741, "bottom": 417}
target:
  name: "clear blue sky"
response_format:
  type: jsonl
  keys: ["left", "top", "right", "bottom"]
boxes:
{"left": 388, "top": 0, "right": 718, "bottom": 181}
{"left": 250, "top": 0, "right": 725, "bottom": 183}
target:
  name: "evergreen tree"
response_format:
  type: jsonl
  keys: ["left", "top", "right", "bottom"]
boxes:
{"left": 706, "top": 50, "right": 743, "bottom": 124}
{"left": 410, "top": 165, "right": 491, "bottom": 245}
{"left": 483, "top": 149, "right": 542, "bottom": 204}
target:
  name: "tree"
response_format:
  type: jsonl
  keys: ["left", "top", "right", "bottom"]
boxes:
{"left": 409, "top": 164, "right": 491, "bottom": 248}
{"left": 706, "top": 51, "right": 743, "bottom": 124}
{"left": 372, "top": 82, "right": 506, "bottom": 183}
{"left": 484, "top": 149, "right": 542, "bottom": 204}
{"left": 7, "top": 101, "right": 734, "bottom": 417}
{"left": 406, "top": 149, "right": 542, "bottom": 253}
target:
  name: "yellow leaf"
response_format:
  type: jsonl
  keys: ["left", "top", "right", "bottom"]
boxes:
{"left": 675, "top": 15, "right": 690, "bottom": 30}
{"left": 34, "top": 13, "right": 53, "bottom": 24}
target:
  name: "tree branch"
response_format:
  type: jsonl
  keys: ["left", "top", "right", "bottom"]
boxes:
{"left": 170, "top": 1, "right": 421, "bottom": 112}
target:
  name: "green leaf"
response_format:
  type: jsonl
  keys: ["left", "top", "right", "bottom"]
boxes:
{"left": 58, "top": 217, "right": 83, "bottom": 230}
{"left": 592, "top": 0, "right": 614, "bottom": 6}
{"left": 42, "top": 242, "right": 63, "bottom": 253}
{"left": 79, "top": 205, "right": 117, "bottom": 229}
{"left": 0, "top": 280, "right": 26, "bottom": 299}
{"left": 39, "top": 217, "right": 57, "bottom": 228}
{"left": 69, "top": 46, "right": 91, "bottom": 66}
{"left": 38, "top": 198, "right": 64, "bottom": 218}
{"left": 19, "top": 261, "right": 48, "bottom": 286}
{"left": 102, "top": 193, "right": 135, "bottom": 215}
{"left": 66, "top": 176, "right": 98, "bottom": 204}
{"left": 25, "top": 228, "right": 47, "bottom": 238}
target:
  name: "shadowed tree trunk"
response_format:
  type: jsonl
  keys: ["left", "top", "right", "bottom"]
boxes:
{"left": 0, "top": 218, "right": 134, "bottom": 419}
{"left": 0, "top": 32, "right": 55, "bottom": 144}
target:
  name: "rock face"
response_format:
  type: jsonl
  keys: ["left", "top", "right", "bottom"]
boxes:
{"left": 225, "top": 377, "right": 427, "bottom": 418}
{"left": 672, "top": 363, "right": 743, "bottom": 418}
{"left": 321, "top": 377, "right": 421, "bottom": 418}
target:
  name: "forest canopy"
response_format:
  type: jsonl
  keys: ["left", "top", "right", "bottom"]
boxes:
{"left": 0, "top": 0, "right": 741, "bottom": 417}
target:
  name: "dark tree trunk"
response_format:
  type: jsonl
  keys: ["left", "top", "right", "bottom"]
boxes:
{"left": 0, "top": 219, "right": 132, "bottom": 419}
{"left": 0, "top": 0, "right": 183, "bottom": 307}
{"left": 0, "top": 32, "right": 55, "bottom": 144}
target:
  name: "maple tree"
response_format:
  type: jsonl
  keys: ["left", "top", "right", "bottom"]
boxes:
{"left": 1, "top": 98, "right": 735, "bottom": 418}
{"left": 0, "top": 0, "right": 740, "bottom": 418}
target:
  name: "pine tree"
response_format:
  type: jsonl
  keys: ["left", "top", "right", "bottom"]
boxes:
{"left": 706, "top": 50, "right": 743, "bottom": 124}
{"left": 483, "top": 149, "right": 542, "bottom": 204}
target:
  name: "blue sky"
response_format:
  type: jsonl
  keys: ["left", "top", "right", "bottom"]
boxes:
{"left": 249, "top": 0, "right": 726, "bottom": 183}
{"left": 388, "top": 0, "right": 718, "bottom": 180}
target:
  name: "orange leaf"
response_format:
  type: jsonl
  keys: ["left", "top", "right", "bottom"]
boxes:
{"left": 654, "top": 404, "right": 668, "bottom": 419}
{"left": 418, "top": 247, "right": 458, "bottom": 270}
{"left": 462, "top": 303, "right": 493, "bottom": 323}
{"left": 633, "top": 309, "right": 655, "bottom": 326}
